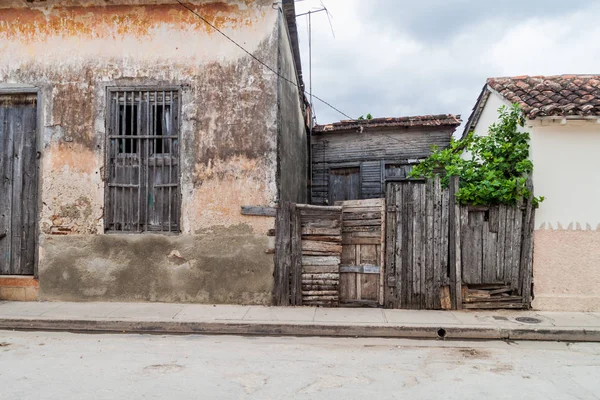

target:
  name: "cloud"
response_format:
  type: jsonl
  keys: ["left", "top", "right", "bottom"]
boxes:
{"left": 294, "top": 0, "right": 600, "bottom": 129}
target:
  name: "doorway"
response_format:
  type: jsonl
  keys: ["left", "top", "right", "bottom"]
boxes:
{"left": 0, "top": 93, "right": 38, "bottom": 275}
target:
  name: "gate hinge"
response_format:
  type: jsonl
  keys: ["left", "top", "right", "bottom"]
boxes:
{"left": 386, "top": 276, "right": 396, "bottom": 287}
{"left": 386, "top": 206, "right": 398, "bottom": 212}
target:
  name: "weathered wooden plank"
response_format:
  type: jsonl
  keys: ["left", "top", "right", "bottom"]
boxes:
{"left": 495, "top": 205, "right": 507, "bottom": 282}
{"left": 425, "top": 178, "right": 435, "bottom": 309}
{"left": 9, "top": 105, "right": 24, "bottom": 274}
{"left": 301, "top": 273, "right": 340, "bottom": 280}
{"left": 302, "top": 280, "right": 339, "bottom": 286}
{"left": 520, "top": 193, "right": 535, "bottom": 307}
{"left": 290, "top": 204, "right": 302, "bottom": 306}
{"left": 20, "top": 105, "right": 37, "bottom": 274}
{"left": 503, "top": 206, "right": 515, "bottom": 286}
{"left": 302, "top": 290, "right": 338, "bottom": 296}
{"left": 339, "top": 265, "right": 381, "bottom": 274}
{"left": 464, "top": 295, "right": 523, "bottom": 303}
{"left": 342, "top": 211, "right": 382, "bottom": 220}
{"left": 462, "top": 302, "right": 527, "bottom": 309}
{"left": 338, "top": 198, "right": 383, "bottom": 207}
{"left": 301, "top": 226, "right": 341, "bottom": 236}
{"left": 440, "top": 180, "right": 450, "bottom": 289}
{"left": 303, "top": 295, "right": 339, "bottom": 301}
{"left": 409, "top": 182, "right": 418, "bottom": 309}
{"left": 511, "top": 206, "right": 524, "bottom": 293}
{"left": 342, "top": 225, "right": 381, "bottom": 233}
{"left": 241, "top": 206, "right": 276, "bottom": 217}
{"left": 339, "top": 271, "right": 357, "bottom": 303}
{"left": 302, "top": 256, "right": 341, "bottom": 267}
{"left": 0, "top": 105, "right": 13, "bottom": 275}
{"left": 384, "top": 182, "right": 397, "bottom": 308}
{"left": 302, "top": 235, "right": 342, "bottom": 243}
{"left": 296, "top": 204, "right": 343, "bottom": 211}
{"left": 455, "top": 185, "right": 466, "bottom": 309}
{"left": 360, "top": 273, "right": 379, "bottom": 301}
{"left": 357, "top": 244, "right": 378, "bottom": 265}
{"left": 482, "top": 218, "right": 498, "bottom": 283}
{"left": 379, "top": 195, "right": 386, "bottom": 306}
{"left": 440, "top": 285, "right": 452, "bottom": 310}
{"left": 302, "top": 264, "right": 339, "bottom": 273}
{"left": 273, "top": 202, "right": 291, "bottom": 305}
{"left": 462, "top": 210, "right": 484, "bottom": 284}
{"left": 301, "top": 240, "right": 343, "bottom": 254}
{"left": 302, "top": 219, "right": 341, "bottom": 229}
{"left": 341, "top": 236, "right": 381, "bottom": 245}
{"left": 342, "top": 219, "right": 382, "bottom": 227}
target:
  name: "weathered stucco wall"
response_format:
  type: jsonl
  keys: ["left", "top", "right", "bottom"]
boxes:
{"left": 532, "top": 230, "right": 600, "bottom": 312}
{"left": 0, "top": 0, "right": 286, "bottom": 303}
{"left": 529, "top": 121, "right": 600, "bottom": 311}
{"left": 277, "top": 11, "right": 307, "bottom": 204}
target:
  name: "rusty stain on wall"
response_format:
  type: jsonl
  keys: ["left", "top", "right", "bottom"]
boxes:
{"left": 0, "top": 2, "right": 267, "bottom": 42}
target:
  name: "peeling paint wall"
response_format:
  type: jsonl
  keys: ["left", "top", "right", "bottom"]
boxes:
{"left": 0, "top": 0, "right": 292, "bottom": 304}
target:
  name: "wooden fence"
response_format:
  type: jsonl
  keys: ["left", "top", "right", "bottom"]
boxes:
{"left": 275, "top": 176, "right": 535, "bottom": 310}
{"left": 385, "top": 176, "right": 535, "bottom": 310}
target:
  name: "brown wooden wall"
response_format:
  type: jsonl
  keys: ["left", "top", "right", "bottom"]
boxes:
{"left": 311, "top": 127, "right": 453, "bottom": 205}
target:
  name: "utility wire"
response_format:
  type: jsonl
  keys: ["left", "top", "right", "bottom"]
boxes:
{"left": 175, "top": 0, "right": 354, "bottom": 121}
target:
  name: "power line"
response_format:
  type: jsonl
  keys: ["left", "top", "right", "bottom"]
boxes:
{"left": 175, "top": 0, "right": 353, "bottom": 121}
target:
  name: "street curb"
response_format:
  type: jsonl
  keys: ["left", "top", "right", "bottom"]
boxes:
{"left": 1, "top": 318, "right": 600, "bottom": 342}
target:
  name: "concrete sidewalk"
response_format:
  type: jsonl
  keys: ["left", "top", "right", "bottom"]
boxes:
{"left": 1, "top": 301, "right": 600, "bottom": 342}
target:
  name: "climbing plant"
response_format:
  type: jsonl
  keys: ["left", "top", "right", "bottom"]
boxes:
{"left": 408, "top": 104, "right": 544, "bottom": 206}
{"left": 357, "top": 113, "right": 373, "bottom": 120}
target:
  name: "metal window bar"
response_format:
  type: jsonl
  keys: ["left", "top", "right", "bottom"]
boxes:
{"left": 106, "top": 89, "right": 180, "bottom": 233}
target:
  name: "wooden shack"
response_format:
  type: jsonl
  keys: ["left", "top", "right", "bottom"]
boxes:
{"left": 310, "top": 115, "right": 462, "bottom": 205}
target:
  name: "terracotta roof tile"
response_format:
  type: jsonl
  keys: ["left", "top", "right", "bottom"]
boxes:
{"left": 487, "top": 75, "right": 600, "bottom": 118}
{"left": 312, "top": 114, "right": 462, "bottom": 133}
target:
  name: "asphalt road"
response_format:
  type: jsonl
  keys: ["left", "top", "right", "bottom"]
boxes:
{"left": 1, "top": 331, "right": 599, "bottom": 399}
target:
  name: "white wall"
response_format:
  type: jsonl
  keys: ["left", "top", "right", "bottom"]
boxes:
{"left": 530, "top": 120, "right": 600, "bottom": 230}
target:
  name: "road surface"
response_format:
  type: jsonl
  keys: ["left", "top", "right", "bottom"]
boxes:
{"left": 1, "top": 331, "right": 599, "bottom": 399}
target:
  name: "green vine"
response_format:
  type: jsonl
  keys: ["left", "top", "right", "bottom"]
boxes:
{"left": 408, "top": 104, "right": 544, "bottom": 207}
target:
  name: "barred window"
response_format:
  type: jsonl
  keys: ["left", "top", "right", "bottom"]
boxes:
{"left": 105, "top": 89, "right": 180, "bottom": 233}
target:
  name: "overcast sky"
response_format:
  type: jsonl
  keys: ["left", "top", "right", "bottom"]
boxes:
{"left": 293, "top": 0, "right": 600, "bottom": 126}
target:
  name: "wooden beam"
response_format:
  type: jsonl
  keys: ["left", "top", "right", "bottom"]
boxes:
{"left": 241, "top": 206, "right": 277, "bottom": 217}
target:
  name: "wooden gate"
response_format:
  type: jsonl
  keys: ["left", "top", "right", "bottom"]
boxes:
{"left": 273, "top": 200, "right": 385, "bottom": 307}
{"left": 338, "top": 199, "right": 385, "bottom": 307}
{"left": 385, "top": 176, "right": 535, "bottom": 310}
{"left": 0, "top": 94, "right": 38, "bottom": 275}
{"left": 384, "top": 178, "right": 451, "bottom": 309}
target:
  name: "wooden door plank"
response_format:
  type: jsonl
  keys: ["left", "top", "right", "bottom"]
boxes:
{"left": 495, "top": 205, "right": 507, "bottom": 282}
{"left": 0, "top": 104, "right": 12, "bottom": 274}
{"left": 510, "top": 206, "right": 524, "bottom": 292}
{"left": 384, "top": 183, "right": 398, "bottom": 308}
{"left": 503, "top": 206, "right": 515, "bottom": 287}
{"left": 482, "top": 218, "right": 498, "bottom": 283}
{"left": 290, "top": 204, "right": 302, "bottom": 306}
{"left": 379, "top": 196, "right": 385, "bottom": 306}
{"left": 274, "top": 201, "right": 291, "bottom": 305}
{"left": 425, "top": 179, "right": 435, "bottom": 309}
{"left": 20, "top": 105, "right": 37, "bottom": 274}
{"left": 9, "top": 105, "right": 25, "bottom": 275}
{"left": 521, "top": 201, "right": 535, "bottom": 307}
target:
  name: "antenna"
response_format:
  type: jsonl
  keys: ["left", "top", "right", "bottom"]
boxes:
{"left": 296, "top": 3, "right": 335, "bottom": 129}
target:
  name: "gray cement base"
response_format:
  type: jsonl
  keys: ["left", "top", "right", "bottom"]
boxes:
{"left": 1, "top": 301, "right": 600, "bottom": 342}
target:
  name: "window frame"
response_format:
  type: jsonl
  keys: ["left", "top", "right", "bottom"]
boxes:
{"left": 104, "top": 86, "right": 182, "bottom": 234}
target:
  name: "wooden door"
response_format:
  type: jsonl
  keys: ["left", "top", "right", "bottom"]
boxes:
{"left": 0, "top": 94, "right": 38, "bottom": 275}
{"left": 338, "top": 199, "right": 385, "bottom": 307}
{"left": 328, "top": 167, "right": 360, "bottom": 205}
